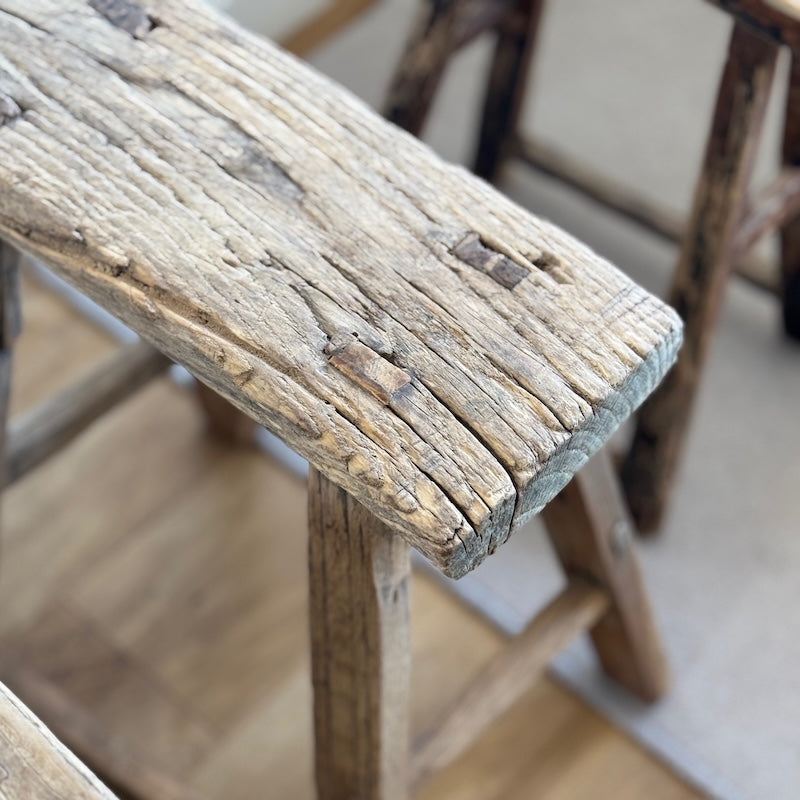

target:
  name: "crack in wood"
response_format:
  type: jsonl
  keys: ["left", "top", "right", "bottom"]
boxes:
{"left": 88, "top": 0, "right": 156, "bottom": 38}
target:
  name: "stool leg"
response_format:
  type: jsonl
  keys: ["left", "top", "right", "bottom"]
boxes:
{"left": 473, "top": 0, "right": 545, "bottom": 181}
{"left": 0, "top": 241, "right": 21, "bottom": 489}
{"left": 194, "top": 382, "right": 258, "bottom": 446}
{"left": 621, "top": 23, "right": 779, "bottom": 532}
{"left": 383, "top": 0, "right": 464, "bottom": 136}
{"left": 541, "top": 451, "right": 668, "bottom": 701}
{"left": 308, "top": 467, "right": 411, "bottom": 800}
{"left": 781, "top": 55, "right": 800, "bottom": 339}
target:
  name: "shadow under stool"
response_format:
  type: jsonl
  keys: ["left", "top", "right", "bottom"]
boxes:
{"left": 0, "top": 0, "right": 682, "bottom": 798}
{"left": 385, "top": 0, "right": 800, "bottom": 532}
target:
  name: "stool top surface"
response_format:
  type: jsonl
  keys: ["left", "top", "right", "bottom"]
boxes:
{"left": 0, "top": 0, "right": 681, "bottom": 577}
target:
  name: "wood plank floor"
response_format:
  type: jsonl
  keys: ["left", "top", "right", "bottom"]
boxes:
{"left": 0, "top": 270, "right": 705, "bottom": 799}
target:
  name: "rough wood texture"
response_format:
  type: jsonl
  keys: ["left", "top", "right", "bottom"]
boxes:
{"left": 622, "top": 22, "right": 778, "bottom": 532}
{"left": 410, "top": 579, "right": 608, "bottom": 793}
{"left": 543, "top": 452, "right": 669, "bottom": 701}
{"left": 0, "top": 0, "right": 680, "bottom": 576}
{"left": 0, "top": 681, "right": 117, "bottom": 800}
{"left": 781, "top": 54, "right": 800, "bottom": 338}
{"left": 473, "top": 0, "right": 544, "bottom": 181}
{"left": 5, "top": 339, "right": 169, "bottom": 485}
{"left": 308, "top": 467, "right": 411, "bottom": 800}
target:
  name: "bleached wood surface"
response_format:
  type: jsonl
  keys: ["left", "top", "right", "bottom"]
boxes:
{"left": 0, "top": 0, "right": 681, "bottom": 576}
{"left": 0, "top": 681, "right": 117, "bottom": 799}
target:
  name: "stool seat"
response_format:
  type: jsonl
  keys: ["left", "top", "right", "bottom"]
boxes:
{"left": 0, "top": 0, "right": 680, "bottom": 577}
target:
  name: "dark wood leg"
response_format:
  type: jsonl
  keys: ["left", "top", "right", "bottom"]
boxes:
{"left": 308, "top": 467, "right": 411, "bottom": 800}
{"left": 473, "top": 0, "right": 545, "bottom": 181}
{"left": 541, "top": 451, "right": 668, "bottom": 701}
{"left": 781, "top": 54, "right": 800, "bottom": 339}
{"left": 621, "top": 23, "right": 779, "bottom": 532}
{"left": 383, "top": 0, "right": 464, "bottom": 136}
{"left": 0, "top": 241, "right": 21, "bottom": 489}
{"left": 194, "top": 382, "right": 258, "bottom": 446}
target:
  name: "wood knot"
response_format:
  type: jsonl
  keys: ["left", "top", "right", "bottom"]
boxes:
{"left": 89, "top": 0, "right": 157, "bottom": 37}
{"left": 453, "top": 233, "right": 528, "bottom": 289}
{"left": 325, "top": 333, "right": 411, "bottom": 405}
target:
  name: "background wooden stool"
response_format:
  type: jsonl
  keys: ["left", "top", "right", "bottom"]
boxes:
{"left": 385, "top": 0, "right": 800, "bottom": 531}
{"left": 0, "top": 1, "right": 681, "bottom": 798}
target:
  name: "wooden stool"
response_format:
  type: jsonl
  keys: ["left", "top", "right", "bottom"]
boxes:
{"left": 386, "top": 0, "right": 800, "bottom": 531}
{"left": 0, "top": 1, "right": 681, "bottom": 798}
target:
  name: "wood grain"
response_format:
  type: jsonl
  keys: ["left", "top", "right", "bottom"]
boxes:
{"left": 0, "top": 0, "right": 681, "bottom": 576}
{"left": 0, "top": 681, "right": 117, "bottom": 800}
{"left": 308, "top": 467, "right": 410, "bottom": 800}
{"left": 622, "top": 21, "right": 778, "bottom": 533}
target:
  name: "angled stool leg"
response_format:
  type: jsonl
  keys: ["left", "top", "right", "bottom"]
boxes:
{"left": 782, "top": 55, "right": 800, "bottom": 339}
{"left": 194, "top": 382, "right": 258, "bottom": 446}
{"left": 308, "top": 467, "right": 411, "bottom": 800}
{"left": 383, "top": 0, "right": 465, "bottom": 136}
{"left": 0, "top": 241, "right": 21, "bottom": 491}
{"left": 542, "top": 451, "right": 668, "bottom": 701}
{"left": 621, "top": 23, "right": 779, "bottom": 532}
{"left": 473, "top": 0, "right": 545, "bottom": 181}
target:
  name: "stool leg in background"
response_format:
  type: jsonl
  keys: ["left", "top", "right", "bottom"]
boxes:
{"left": 383, "top": 0, "right": 464, "bottom": 136}
{"left": 621, "top": 23, "right": 779, "bottom": 532}
{"left": 308, "top": 468, "right": 411, "bottom": 800}
{"left": 781, "top": 54, "right": 800, "bottom": 339}
{"left": 194, "top": 382, "right": 258, "bottom": 446}
{"left": 542, "top": 451, "right": 668, "bottom": 702}
{"left": 473, "top": 0, "right": 545, "bottom": 181}
{"left": 0, "top": 241, "right": 21, "bottom": 493}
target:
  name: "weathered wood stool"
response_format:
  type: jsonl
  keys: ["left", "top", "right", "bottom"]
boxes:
{"left": 386, "top": 0, "right": 800, "bottom": 531}
{"left": 0, "top": 0, "right": 681, "bottom": 798}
